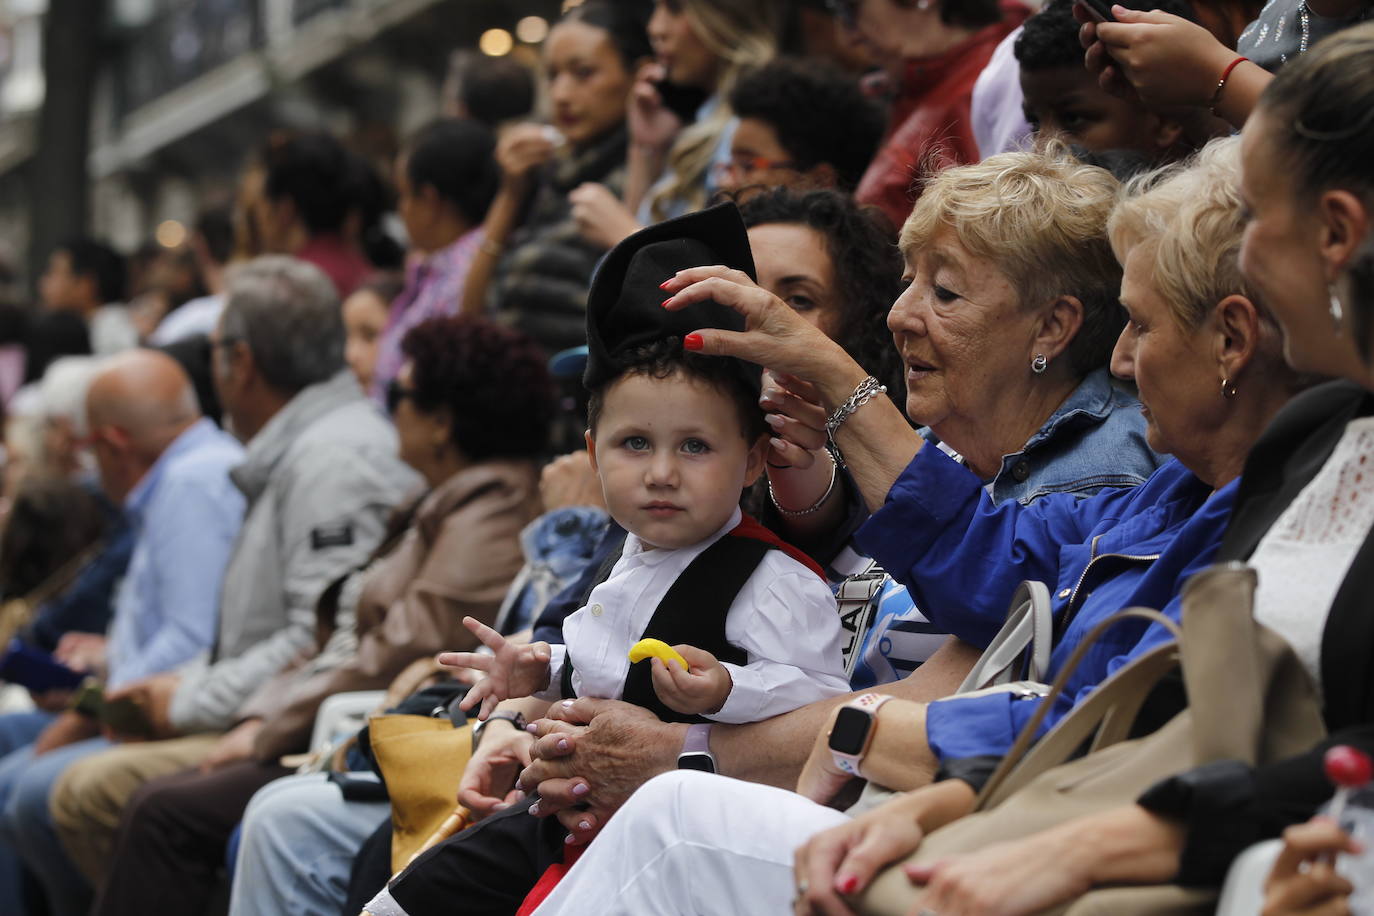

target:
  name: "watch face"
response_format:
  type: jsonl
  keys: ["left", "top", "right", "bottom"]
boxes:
{"left": 829, "top": 706, "right": 872, "bottom": 755}
{"left": 677, "top": 752, "right": 716, "bottom": 773}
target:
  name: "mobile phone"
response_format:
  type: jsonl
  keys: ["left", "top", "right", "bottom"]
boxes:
{"left": 1079, "top": 0, "right": 1117, "bottom": 21}
{"left": 653, "top": 79, "right": 710, "bottom": 125}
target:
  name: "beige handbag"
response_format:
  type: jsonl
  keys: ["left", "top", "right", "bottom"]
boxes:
{"left": 366, "top": 713, "right": 474, "bottom": 873}
{"left": 858, "top": 562, "right": 1328, "bottom": 916}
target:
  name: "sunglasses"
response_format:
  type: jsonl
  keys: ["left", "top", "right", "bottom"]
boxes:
{"left": 386, "top": 379, "right": 419, "bottom": 415}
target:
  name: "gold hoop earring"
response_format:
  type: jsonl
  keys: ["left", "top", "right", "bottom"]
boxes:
{"left": 1221, "top": 378, "right": 1238, "bottom": 399}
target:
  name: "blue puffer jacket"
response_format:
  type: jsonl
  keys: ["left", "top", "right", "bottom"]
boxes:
{"left": 854, "top": 446, "right": 1237, "bottom": 768}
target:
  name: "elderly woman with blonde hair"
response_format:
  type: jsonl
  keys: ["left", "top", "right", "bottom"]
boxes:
{"left": 519, "top": 137, "right": 1312, "bottom": 916}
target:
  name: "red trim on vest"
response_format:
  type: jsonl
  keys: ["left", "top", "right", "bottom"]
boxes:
{"left": 515, "top": 845, "right": 585, "bottom": 916}
{"left": 728, "top": 513, "right": 827, "bottom": 580}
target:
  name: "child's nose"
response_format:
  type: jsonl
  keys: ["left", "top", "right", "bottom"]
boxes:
{"left": 645, "top": 452, "right": 678, "bottom": 485}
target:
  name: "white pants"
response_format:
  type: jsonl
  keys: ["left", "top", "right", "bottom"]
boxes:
{"left": 531, "top": 770, "right": 851, "bottom": 915}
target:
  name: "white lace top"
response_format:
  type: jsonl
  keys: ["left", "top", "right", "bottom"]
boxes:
{"left": 1250, "top": 416, "right": 1374, "bottom": 696}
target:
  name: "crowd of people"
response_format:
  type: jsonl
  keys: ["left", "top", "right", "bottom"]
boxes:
{"left": 0, "top": 0, "right": 1371, "bottom": 913}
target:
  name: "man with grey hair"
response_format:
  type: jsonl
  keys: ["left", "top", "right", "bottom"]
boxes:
{"left": 0, "top": 349, "right": 246, "bottom": 916}
{"left": 46, "top": 256, "right": 418, "bottom": 903}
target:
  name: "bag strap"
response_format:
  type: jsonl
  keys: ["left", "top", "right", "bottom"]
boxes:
{"left": 976, "top": 606, "right": 1181, "bottom": 808}
{"left": 957, "top": 580, "right": 1054, "bottom": 693}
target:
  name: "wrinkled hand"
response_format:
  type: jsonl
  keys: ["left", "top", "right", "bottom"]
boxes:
{"left": 105, "top": 672, "right": 181, "bottom": 741}
{"left": 519, "top": 697, "right": 683, "bottom": 846}
{"left": 539, "top": 451, "right": 605, "bottom": 512}
{"left": 569, "top": 183, "right": 643, "bottom": 250}
{"left": 440, "top": 617, "right": 551, "bottom": 720}
{"left": 200, "top": 718, "right": 264, "bottom": 773}
{"left": 459, "top": 718, "right": 534, "bottom": 821}
{"left": 628, "top": 62, "right": 684, "bottom": 152}
{"left": 1077, "top": 5, "right": 1234, "bottom": 108}
{"left": 661, "top": 266, "right": 853, "bottom": 389}
{"left": 54, "top": 631, "right": 108, "bottom": 676}
{"left": 761, "top": 370, "right": 830, "bottom": 470}
{"left": 33, "top": 709, "right": 99, "bottom": 756}
{"left": 496, "top": 123, "right": 558, "bottom": 189}
{"left": 648, "top": 644, "right": 731, "bottom": 716}
{"left": 1263, "top": 818, "right": 1359, "bottom": 916}
{"left": 904, "top": 823, "right": 1095, "bottom": 916}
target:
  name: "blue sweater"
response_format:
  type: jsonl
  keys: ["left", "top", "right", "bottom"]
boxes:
{"left": 855, "top": 446, "right": 1237, "bottom": 765}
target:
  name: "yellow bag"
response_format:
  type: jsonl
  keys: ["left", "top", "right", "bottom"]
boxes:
{"left": 365, "top": 713, "right": 474, "bottom": 873}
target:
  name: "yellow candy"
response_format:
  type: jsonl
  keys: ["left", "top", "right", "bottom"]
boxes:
{"left": 628, "top": 638, "right": 688, "bottom": 670}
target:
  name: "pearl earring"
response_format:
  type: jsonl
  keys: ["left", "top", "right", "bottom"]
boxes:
{"left": 1330, "top": 282, "right": 1346, "bottom": 333}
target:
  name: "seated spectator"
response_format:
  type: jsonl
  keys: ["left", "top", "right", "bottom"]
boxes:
{"left": 252, "top": 132, "right": 376, "bottom": 298}
{"left": 0, "top": 349, "right": 244, "bottom": 916}
{"left": 1016, "top": 0, "right": 1194, "bottom": 157}
{"left": 466, "top": 0, "right": 651, "bottom": 353}
{"left": 717, "top": 57, "right": 885, "bottom": 194}
{"left": 442, "top": 50, "right": 537, "bottom": 128}
{"left": 39, "top": 239, "right": 136, "bottom": 356}
{"left": 92, "top": 317, "right": 554, "bottom": 915}
{"left": 370, "top": 119, "right": 498, "bottom": 399}
{"left": 898, "top": 22, "right": 1374, "bottom": 912}
{"left": 568, "top": 0, "right": 779, "bottom": 250}
{"left": 367, "top": 203, "right": 851, "bottom": 916}
{"left": 41, "top": 256, "right": 417, "bottom": 911}
{"left": 840, "top": 0, "right": 1029, "bottom": 229}
{"left": 149, "top": 208, "right": 235, "bottom": 346}
{"left": 523, "top": 135, "right": 1311, "bottom": 916}
{"left": 496, "top": 151, "right": 1168, "bottom": 866}
{"left": 343, "top": 272, "right": 404, "bottom": 393}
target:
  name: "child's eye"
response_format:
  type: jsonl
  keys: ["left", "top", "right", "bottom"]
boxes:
{"left": 623, "top": 435, "right": 650, "bottom": 451}
{"left": 681, "top": 438, "right": 709, "bottom": 455}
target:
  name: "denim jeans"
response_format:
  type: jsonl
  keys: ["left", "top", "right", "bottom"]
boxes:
{"left": 228, "top": 773, "right": 388, "bottom": 916}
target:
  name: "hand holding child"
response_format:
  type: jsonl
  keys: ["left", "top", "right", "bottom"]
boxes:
{"left": 440, "top": 617, "right": 552, "bottom": 720}
{"left": 648, "top": 644, "right": 732, "bottom": 716}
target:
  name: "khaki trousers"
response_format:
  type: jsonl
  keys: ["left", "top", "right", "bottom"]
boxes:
{"left": 49, "top": 733, "right": 220, "bottom": 885}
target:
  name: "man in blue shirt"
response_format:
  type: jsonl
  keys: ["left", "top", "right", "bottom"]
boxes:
{"left": 0, "top": 349, "right": 245, "bottom": 914}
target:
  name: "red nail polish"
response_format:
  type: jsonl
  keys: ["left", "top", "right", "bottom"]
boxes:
{"left": 659, "top": 280, "right": 672, "bottom": 290}
{"left": 684, "top": 333, "right": 704, "bottom": 351}
{"left": 661, "top": 298, "right": 673, "bottom": 308}
{"left": 837, "top": 875, "right": 859, "bottom": 895}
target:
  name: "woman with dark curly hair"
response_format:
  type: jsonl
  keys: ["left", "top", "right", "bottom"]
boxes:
{"left": 88, "top": 316, "right": 553, "bottom": 916}
{"left": 739, "top": 188, "right": 905, "bottom": 404}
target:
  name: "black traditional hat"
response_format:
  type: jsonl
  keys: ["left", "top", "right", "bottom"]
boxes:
{"left": 583, "top": 202, "right": 758, "bottom": 391}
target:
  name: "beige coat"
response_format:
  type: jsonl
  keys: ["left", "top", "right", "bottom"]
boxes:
{"left": 247, "top": 459, "right": 541, "bottom": 761}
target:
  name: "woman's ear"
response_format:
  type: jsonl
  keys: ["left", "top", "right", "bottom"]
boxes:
{"left": 1211, "top": 293, "right": 1263, "bottom": 380}
{"left": 1319, "top": 189, "right": 1372, "bottom": 281}
{"left": 1034, "top": 295, "right": 1085, "bottom": 365}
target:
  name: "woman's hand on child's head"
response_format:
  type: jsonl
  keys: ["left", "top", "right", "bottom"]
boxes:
{"left": 444, "top": 617, "right": 552, "bottom": 721}
{"left": 649, "top": 644, "right": 732, "bottom": 716}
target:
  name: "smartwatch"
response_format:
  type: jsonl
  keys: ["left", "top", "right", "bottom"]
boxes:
{"left": 676, "top": 723, "right": 716, "bottom": 773}
{"left": 828, "top": 693, "right": 893, "bottom": 777}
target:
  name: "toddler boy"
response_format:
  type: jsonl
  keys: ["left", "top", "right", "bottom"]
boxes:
{"left": 444, "top": 203, "right": 848, "bottom": 725}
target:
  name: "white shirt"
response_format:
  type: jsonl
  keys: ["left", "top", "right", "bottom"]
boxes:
{"left": 149, "top": 293, "right": 226, "bottom": 346}
{"left": 1251, "top": 416, "right": 1374, "bottom": 695}
{"left": 542, "top": 507, "right": 849, "bottom": 724}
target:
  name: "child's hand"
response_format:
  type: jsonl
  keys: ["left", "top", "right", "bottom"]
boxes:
{"left": 649, "top": 644, "right": 732, "bottom": 716}
{"left": 439, "top": 617, "right": 552, "bottom": 721}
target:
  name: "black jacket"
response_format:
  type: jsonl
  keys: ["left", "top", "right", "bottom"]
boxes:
{"left": 1138, "top": 379, "right": 1374, "bottom": 885}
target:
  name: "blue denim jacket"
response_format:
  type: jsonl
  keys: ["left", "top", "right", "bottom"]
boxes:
{"left": 846, "top": 368, "right": 1163, "bottom": 689}
{"left": 933, "top": 367, "right": 1166, "bottom": 505}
